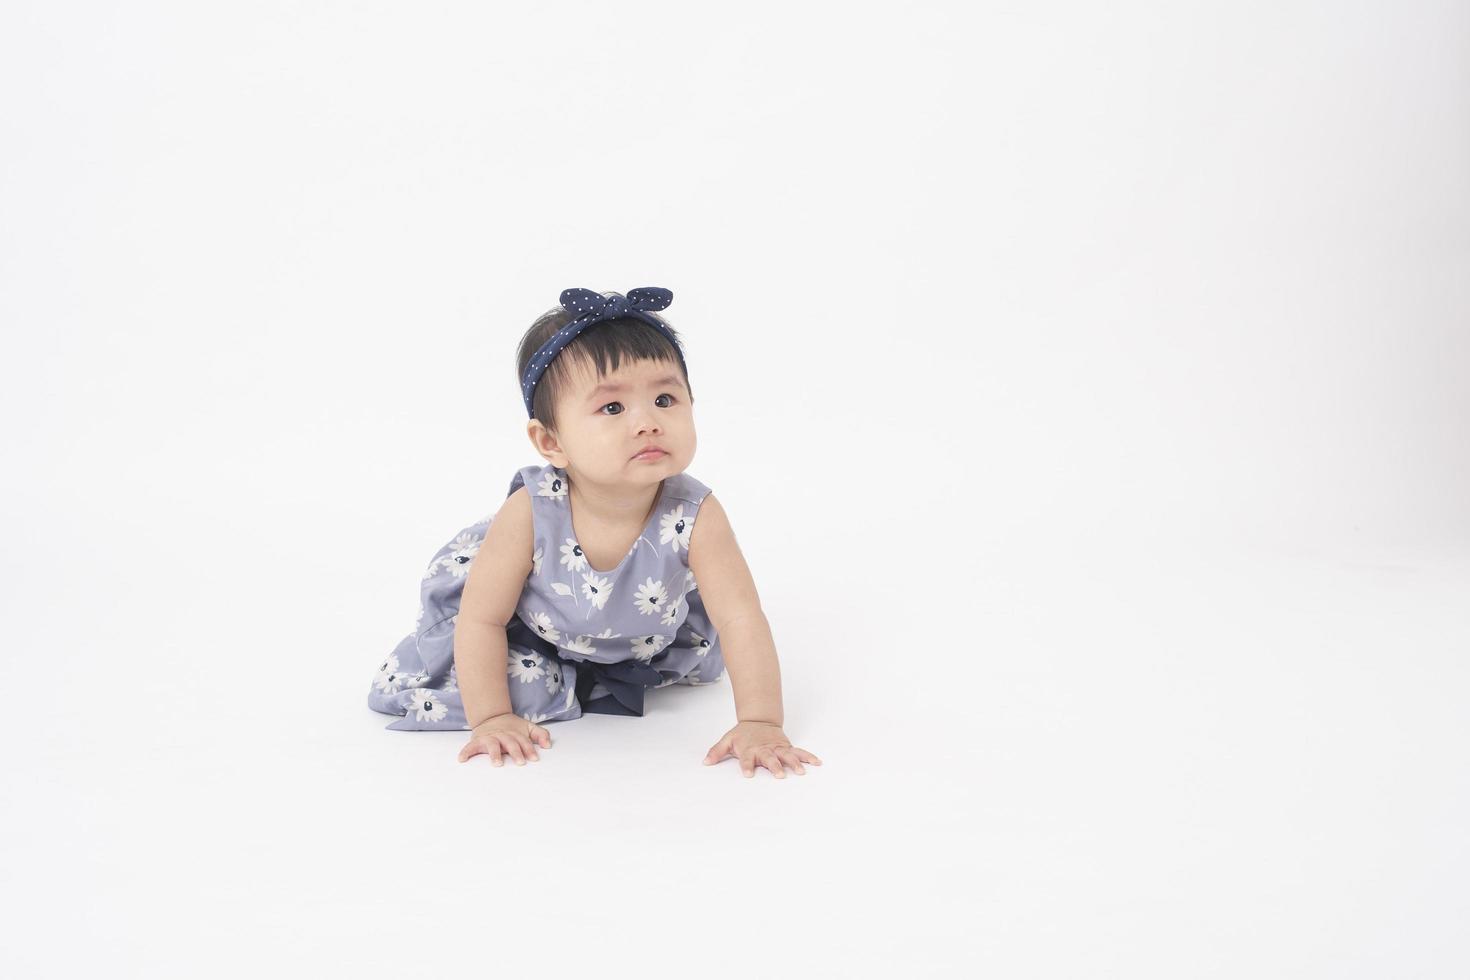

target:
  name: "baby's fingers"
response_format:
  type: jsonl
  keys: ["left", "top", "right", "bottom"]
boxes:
{"left": 458, "top": 737, "right": 504, "bottom": 767}
{"left": 502, "top": 737, "right": 528, "bottom": 766}
{"left": 704, "top": 733, "right": 735, "bottom": 765}
{"left": 760, "top": 748, "right": 787, "bottom": 779}
{"left": 518, "top": 733, "right": 540, "bottom": 763}
{"left": 774, "top": 746, "right": 806, "bottom": 775}
{"left": 791, "top": 747, "right": 822, "bottom": 766}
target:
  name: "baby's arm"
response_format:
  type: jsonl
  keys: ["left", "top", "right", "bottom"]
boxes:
{"left": 687, "top": 493, "right": 783, "bottom": 726}
{"left": 455, "top": 486, "right": 534, "bottom": 728}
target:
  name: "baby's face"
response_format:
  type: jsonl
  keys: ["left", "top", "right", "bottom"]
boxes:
{"left": 530, "top": 355, "right": 696, "bottom": 491}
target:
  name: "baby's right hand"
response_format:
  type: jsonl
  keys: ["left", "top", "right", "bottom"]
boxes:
{"left": 458, "top": 712, "right": 552, "bottom": 767}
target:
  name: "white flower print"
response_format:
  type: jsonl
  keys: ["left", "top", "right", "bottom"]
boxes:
{"left": 691, "top": 631, "right": 712, "bottom": 657}
{"left": 527, "top": 610, "right": 561, "bottom": 644}
{"left": 581, "top": 571, "right": 612, "bottom": 610}
{"left": 532, "top": 545, "right": 544, "bottom": 576}
{"left": 560, "top": 537, "right": 589, "bottom": 574}
{"left": 524, "top": 710, "right": 552, "bottom": 724}
{"left": 409, "top": 671, "right": 431, "bottom": 689}
{"left": 415, "top": 605, "right": 425, "bottom": 627}
{"left": 409, "top": 689, "right": 448, "bottom": 723}
{"left": 563, "top": 634, "right": 597, "bottom": 656}
{"left": 445, "top": 665, "right": 459, "bottom": 692}
{"left": 443, "top": 532, "right": 482, "bottom": 578}
{"left": 659, "top": 505, "right": 694, "bottom": 554}
{"left": 544, "top": 664, "right": 563, "bottom": 695}
{"left": 630, "top": 634, "right": 668, "bottom": 662}
{"left": 563, "top": 683, "right": 577, "bottom": 711}
{"left": 507, "top": 649, "right": 547, "bottom": 684}
{"left": 660, "top": 574, "right": 692, "bottom": 626}
{"left": 422, "top": 559, "right": 442, "bottom": 580}
{"left": 374, "top": 653, "right": 406, "bottom": 694}
{"left": 594, "top": 627, "right": 620, "bottom": 639}
{"left": 537, "top": 470, "right": 568, "bottom": 501}
{"left": 633, "top": 577, "right": 668, "bottom": 616}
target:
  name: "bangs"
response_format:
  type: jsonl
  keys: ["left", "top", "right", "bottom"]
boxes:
{"left": 518, "top": 310, "right": 691, "bottom": 431}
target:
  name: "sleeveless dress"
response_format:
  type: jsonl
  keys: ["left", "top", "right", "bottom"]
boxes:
{"left": 366, "top": 462, "right": 726, "bottom": 731}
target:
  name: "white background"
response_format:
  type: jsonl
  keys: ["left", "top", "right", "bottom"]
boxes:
{"left": 3, "top": 1, "right": 1467, "bottom": 976}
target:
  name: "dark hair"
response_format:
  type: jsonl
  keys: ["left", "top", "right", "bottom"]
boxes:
{"left": 515, "top": 296, "right": 693, "bottom": 434}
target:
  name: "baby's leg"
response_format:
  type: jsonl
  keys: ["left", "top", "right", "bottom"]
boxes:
{"left": 368, "top": 631, "right": 426, "bottom": 717}
{"left": 369, "top": 519, "right": 483, "bottom": 729}
{"left": 503, "top": 644, "right": 582, "bottom": 725}
{"left": 649, "top": 633, "right": 726, "bottom": 689}
{"left": 376, "top": 643, "right": 583, "bottom": 731}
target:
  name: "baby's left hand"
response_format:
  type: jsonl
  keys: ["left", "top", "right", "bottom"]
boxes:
{"left": 703, "top": 721, "right": 822, "bottom": 779}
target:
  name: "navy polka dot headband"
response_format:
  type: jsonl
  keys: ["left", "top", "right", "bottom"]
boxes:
{"left": 521, "top": 286, "right": 685, "bottom": 418}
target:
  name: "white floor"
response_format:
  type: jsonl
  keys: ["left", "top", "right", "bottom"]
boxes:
{"left": 9, "top": 498, "right": 1467, "bottom": 978}
{"left": 4, "top": 4, "right": 1466, "bottom": 974}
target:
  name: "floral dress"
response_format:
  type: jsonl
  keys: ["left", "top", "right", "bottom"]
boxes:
{"left": 367, "top": 462, "right": 725, "bottom": 731}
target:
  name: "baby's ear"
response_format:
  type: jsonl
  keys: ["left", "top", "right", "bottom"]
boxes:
{"left": 526, "top": 419, "right": 567, "bottom": 467}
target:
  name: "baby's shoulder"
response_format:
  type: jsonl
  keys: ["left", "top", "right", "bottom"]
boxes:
{"left": 501, "top": 482, "right": 531, "bottom": 510}
{"left": 485, "top": 485, "right": 533, "bottom": 545}
{"left": 459, "top": 486, "right": 534, "bottom": 628}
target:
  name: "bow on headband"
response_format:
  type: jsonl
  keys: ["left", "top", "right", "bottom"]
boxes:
{"left": 520, "top": 286, "right": 685, "bottom": 418}
{"left": 561, "top": 286, "right": 671, "bottom": 320}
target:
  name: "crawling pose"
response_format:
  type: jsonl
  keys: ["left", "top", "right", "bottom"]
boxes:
{"left": 368, "top": 286, "right": 821, "bottom": 779}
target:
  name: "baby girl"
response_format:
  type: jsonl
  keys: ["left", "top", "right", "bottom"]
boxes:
{"left": 368, "top": 286, "right": 822, "bottom": 779}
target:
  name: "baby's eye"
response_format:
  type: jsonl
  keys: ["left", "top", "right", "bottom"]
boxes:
{"left": 600, "top": 394, "right": 676, "bottom": 415}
